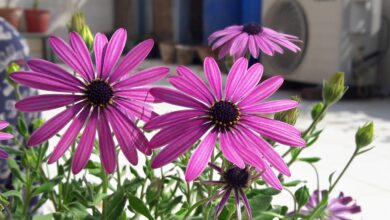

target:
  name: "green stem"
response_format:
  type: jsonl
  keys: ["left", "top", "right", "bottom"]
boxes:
{"left": 116, "top": 160, "right": 121, "bottom": 188}
{"left": 22, "top": 168, "right": 32, "bottom": 220}
{"left": 101, "top": 169, "right": 108, "bottom": 218}
{"left": 329, "top": 149, "right": 357, "bottom": 193}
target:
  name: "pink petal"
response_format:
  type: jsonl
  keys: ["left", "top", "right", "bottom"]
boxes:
{"left": 101, "top": 28, "right": 127, "bottom": 80}
{"left": 16, "top": 95, "right": 83, "bottom": 112}
{"left": 98, "top": 110, "right": 117, "bottom": 173}
{"left": 48, "top": 106, "right": 90, "bottom": 163}
{"left": 211, "top": 31, "right": 242, "bottom": 50}
{"left": 94, "top": 33, "right": 108, "bottom": 78}
{"left": 27, "top": 59, "right": 84, "bottom": 87}
{"left": 28, "top": 102, "right": 85, "bottom": 146}
{"left": 239, "top": 76, "right": 284, "bottom": 107}
{"left": 262, "top": 36, "right": 284, "bottom": 54}
{"left": 0, "top": 149, "right": 8, "bottom": 159}
{"left": 69, "top": 32, "right": 95, "bottom": 80}
{"left": 151, "top": 124, "right": 208, "bottom": 168}
{"left": 229, "top": 33, "right": 248, "bottom": 57}
{"left": 239, "top": 189, "right": 252, "bottom": 220}
{"left": 113, "top": 66, "right": 169, "bottom": 89}
{"left": 150, "top": 87, "right": 208, "bottom": 110}
{"left": 115, "top": 87, "right": 161, "bottom": 103}
{"left": 242, "top": 100, "right": 299, "bottom": 114}
{"left": 144, "top": 109, "right": 205, "bottom": 130}
{"left": 0, "top": 132, "right": 13, "bottom": 140}
{"left": 115, "top": 98, "right": 156, "bottom": 122}
{"left": 106, "top": 108, "right": 138, "bottom": 165}
{"left": 242, "top": 116, "right": 305, "bottom": 146}
{"left": 185, "top": 131, "right": 217, "bottom": 181}
{"left": 11, "top": 71, "right": 82, "bottom": 93}
{"left": 254, "top": 35, "right": 274, "bottom": 56}
{"left": 72, "top": 109, "right": 98, "bottom": 174}
{"left": 218, "top": 39, "right": 234, "bottom": 59}
{"left": 208, "top": 26, "right": 242, "bottom": 44}
{"left": 149, "top": 118, "right": 208, "bottom": 148}
{"left": 248, "top": 35, "right": 259, "bottom": 58}
{"left": 108, "top": 106, "right": 151, "bottom": 155}
{"left": 219, "top": 132, "right": 245, "bottom": 168}
{"left": 236, "top": 125, "right": 290, "bottom": 176}
{"left": 176, "top": 65, "right": 215, "bottom": 104}
{"left": 0, "top": 121, "right": 9, "bottom": 130}
{"left": 225, "top": 57, "right": 248, "bottom": 100}
{"left": 231, "top": 63, "right": 263, "bottom": 102}
{"left": 261, "top": 166, "right": 283, "bottom": 190}
{"left": 48, "top": 36, "right": 89, "bottom": 80}
{"left": 169, "top": 76, "right": 212, "bottom": 105}
{"left": 109, "top": 39, "right": 154, "bottom": 83}
{"left": 204, "top": 57, "right": 223, "bottom": 100}
{"left": 216, "top": 189, "right": 232, "bottom": 218}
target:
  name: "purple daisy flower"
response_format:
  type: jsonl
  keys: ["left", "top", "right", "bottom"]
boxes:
{"left": 302, "top": 190, "right": 361, "bottom": 220}
{"left": 204, "top": 164, "right": 254, "bottom": 220}
{"left": 208, "top": 23, "right": 301, "bottom": 59}
{"left": 144, "top": 57, "right": 305, "bottom": 189}
{"left": 0, "top": 121, "right": 14, "bottom": 159}
{"left": 10, "top": 28, "right": 169, "bottom": 174}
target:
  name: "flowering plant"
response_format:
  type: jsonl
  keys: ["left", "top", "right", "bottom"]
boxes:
{"left": 0, "top": 15, "right": 375, "bottom": 220}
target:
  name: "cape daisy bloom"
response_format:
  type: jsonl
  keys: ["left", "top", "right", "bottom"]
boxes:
{"left": 0, "top": 121, "right": 14, "bottom": 159}
{"left": 302, "top": 191, "right": 361, "bottom": 220}
{"left": 10, "top": 28, "right": 169, "bottom": 174}
{"left": 208, "top": 23, "right": 301, "bottom": 59}
{"left": 205, "top": 164, "right": 256, "bottom": 220}
{"left": 144, "top": 57, "right": 305, "bottom": 189}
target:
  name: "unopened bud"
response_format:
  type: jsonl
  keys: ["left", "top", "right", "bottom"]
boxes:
{"left": 322, "top": 72, "right": 346, "bottom": 106}
{"left": 311, "top": 102, "right": 325, "bottom": 121}
{"left": 69, "top": 11, "right": 86, "bottom": 33}
{"left": 355, "top": 121, "right": 374, "bottom": 149}
{"left": 80, "top": 25, "right": 94, "bottom": 51}
{"left": 274, "top": 96, "right": 300, "bottom": 125}
{"left": 6, "top": 63, "right": 20, "bottom": 87}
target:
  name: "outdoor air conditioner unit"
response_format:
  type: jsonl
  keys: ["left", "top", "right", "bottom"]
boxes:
{"left": 261, "top": 0, "right": 382, "bottom": 86}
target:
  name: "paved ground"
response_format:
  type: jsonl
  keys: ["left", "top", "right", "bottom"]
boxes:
{"left": 40, "top": 60, "right": 389, "bottom": 219}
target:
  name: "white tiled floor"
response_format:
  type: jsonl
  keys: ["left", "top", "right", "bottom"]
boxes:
{"left": 41, "top": 60, "right": 390, "bottom": 219}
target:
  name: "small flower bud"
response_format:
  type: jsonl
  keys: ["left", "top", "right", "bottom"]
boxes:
{"left": 5, "top": 63, "right": 21, "bottom": 87}
{"left": 355, "top": 121, "right": 374, "bottom": 149}
{"left": 311, "top": 102, "right": 325, "bottom": 121}
{"left": 80, "top": 25, "right": 94, "bottom": 51}
{"left": 68, "top": 11, "right": 86, "bottom": 33}
{"left": 322, "top": 72, "right": 346, "bottom": 106}
{"left": 274, "top": 96, "right": 300, "bottom": 125}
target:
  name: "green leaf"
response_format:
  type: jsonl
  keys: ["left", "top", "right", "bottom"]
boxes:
{"left": 249, "top": 194, "right": 272, "bottom": 215}
{"left": 2, "top": 190, "right": 23, "bottom": 202}
{"left": 16, "top": 116, "right": 28, "bottom": 138}
{"left": 258, "top": 188, "right": 281, "bottom": 196}
{"left": 294, "top": 186, "right": 310, "bottom": 209}
{"left": 105, "top": 189, "right": 127, "bottom": 220}
{"left": 32, "top": 175, "right": 63, "bottom": 196}
{"left": 33, "top": 214, "right": 53, "bottom": 220}
{"left": 283, "top": 180, "right": 304, "bottom": 187}
{"left": 7, "top": 158, "right": 25, "bottom": 183}
{"left": 146, "top": 179, "right": 163, "bottom": 204}
{"left": 328, "top": 171, "right": 336, "bottom": 186}
{"left": 128, "top": 195, "right": 154, "bottom": 220}
{"left": 299, "top": 157, "right": 321, "bottom": 163}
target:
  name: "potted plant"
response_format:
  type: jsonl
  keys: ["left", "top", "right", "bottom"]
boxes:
{"left": 24, "top": 0, "right": 50, "bottom": 33}
{"left": 0, "top": 0, "right": 23, "bottom": 29}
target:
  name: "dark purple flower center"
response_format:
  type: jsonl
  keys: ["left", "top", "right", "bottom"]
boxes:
{"left": 243, "top": 23, "right": 263, "bottom": 35}
{"left": 224, "top": 167, "right": 249, "bottom": 188}
{"left": 85, "top": 79, "right": 114, "bottom": 107}
{"left": 209, "top": 101, "right": 240, "bottom": 130}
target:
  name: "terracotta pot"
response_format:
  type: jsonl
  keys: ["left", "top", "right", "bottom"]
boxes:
{"left": 176, "top": 45, "right": 194, "bottom": 65}
{"left": 24, "top": 9, "right": 50, "bottom": 33}
{"left": 196, "top": 45, "right": 214, "bottom": 62}
{"left": 0, "top": 8, "right": 23, "bottom": 29}
{"left": 159, "top": 42, "right": 176, "bottom": 63}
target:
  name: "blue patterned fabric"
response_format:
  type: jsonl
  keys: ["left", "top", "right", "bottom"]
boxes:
{"left": 0, "top": 17, "right": 37, "bottom": 186}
